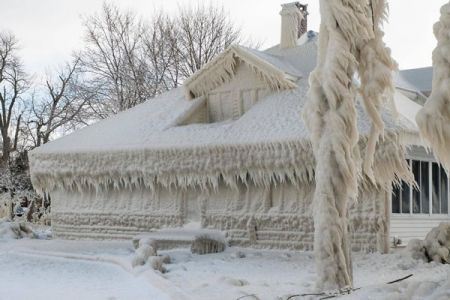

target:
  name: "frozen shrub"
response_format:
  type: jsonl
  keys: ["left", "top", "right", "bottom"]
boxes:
{"left": 132, "top": 237, "right": 140, "bottom": 249}
{"left": 191, "top": 234, "right": 226, "bottom": 255}
{"left": 161, "top": 254, "right": 171, "bottom": 264}
{"left": 232, "top": 251, "right": 246, "bottom": 258}
{"left": 131, "top": 243, "right": 158, "bottom": 268}
{"left": 0, "top": 221, "right": 37, "bottom": 239}
{"left": 131, "top": 254, "right": 146, "bottom": 268}
{"left": 132, "top": 236, "right": 158, "bottom": 251}
{"left": 136, "top": 244, "right": 157, "bottom": 258}
{"left": 150, "top": 256, "right": 166, "bottom": 273}
{"left": 423, "top": 223, "right": 450, "bottom": 263}
{"left": 407, "top": 223, "right": 450, "bottom": 263}
{"left": 405, "top": 239, "right": 427, "bottom": 262}
{"left": 139, "top": 237, "right": 158, "bottom": 250}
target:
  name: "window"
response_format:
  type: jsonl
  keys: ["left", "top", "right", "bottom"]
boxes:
{"left": 392, "top": 159, "right": 449, "bottom": 215}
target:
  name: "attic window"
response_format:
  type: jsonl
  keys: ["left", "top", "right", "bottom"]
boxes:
{"left": 179, "top": 60, "right": 276, "bottom": 125}
{"left": 178, "top": 86, "right": 273, "bottom": 126}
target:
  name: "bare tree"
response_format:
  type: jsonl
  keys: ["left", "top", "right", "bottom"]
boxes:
{"left": 26, "top": 58, "right": 92, "bottom": 147}
{"left": 78, "top": 2, "right": 248, "bottom": 119}
{"left": 142, "top": 13, "right": 181, "bottom": 94}
{"left": 79, "top": 2, "right": 148, "bottom": 117}
{"left": 176, "top": 3, "right": 242, "bottom": 78}
{"left": 0, "top": 32, "right": 28, "bottom": 166}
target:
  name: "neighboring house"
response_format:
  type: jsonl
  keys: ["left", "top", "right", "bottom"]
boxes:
{"left": 30, "top": 2, "right": 425, "bottom": 251}
{"left": 395, "top": 67, "right": 433, "bottom": 105}
{"left": 391, "top": 68, "right": 450, "bottom": 245}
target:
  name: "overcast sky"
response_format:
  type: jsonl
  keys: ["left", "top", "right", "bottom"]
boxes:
{"left": 0, "top": 0, "right": 446, "bottom": 78}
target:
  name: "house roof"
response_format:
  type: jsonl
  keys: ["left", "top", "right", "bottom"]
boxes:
{"left": 29, "top": 34, "right": 417, "bottom": 192}
{"left": 183, "top": 45, "right": 299, "bottom": 99}
{"left": 395, "top": 67, "right": 433, "bottom": 94}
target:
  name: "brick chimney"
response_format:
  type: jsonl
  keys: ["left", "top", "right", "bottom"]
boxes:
{"left": 280, "top": 2, "right": 308, "bottom": 49}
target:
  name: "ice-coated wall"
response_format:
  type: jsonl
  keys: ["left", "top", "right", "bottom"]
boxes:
{"left": 202, "top": 181, "right": 389, "bottom": 253}
{"left": 50, "top": 180, "right": 388, "bottom": 253}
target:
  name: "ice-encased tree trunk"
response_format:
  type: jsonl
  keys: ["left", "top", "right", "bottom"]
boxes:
{"left": 416, "top": 1, "right": 450, "bottom": 170}
{"left": 304, "top": 0, "right": 396, "bottom": 290}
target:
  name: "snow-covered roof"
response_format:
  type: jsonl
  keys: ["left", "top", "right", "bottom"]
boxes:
{"left": 393, "top": 90, "right": 422, "bottom": 127}
{"left": 399, "top": 67, "right": 433, "bottom": 93}
{"left": 29, "top": 35, "right": 417, "bottom": 193}
{"left": 395, "top": 67, "right": 433, "bottom": 95}
{"left": 31, "top": 81, "right": 415, "bottom": 154}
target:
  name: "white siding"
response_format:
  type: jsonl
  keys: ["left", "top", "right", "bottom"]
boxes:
{"left": 390, "top": 146, "right": 450, "bottom": 244}
{"left": 391, "top": 215, "right": 450, "bottom": 243}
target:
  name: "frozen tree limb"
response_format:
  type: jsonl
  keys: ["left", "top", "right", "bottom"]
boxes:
{"left": 358, "top": 0, "right": 398, "bottom": 182}
{"left": 416, "top": 1, "right": 450, "bottom": 170}
{"left": 304, "top": 0, "right": 395, "bottom": 290}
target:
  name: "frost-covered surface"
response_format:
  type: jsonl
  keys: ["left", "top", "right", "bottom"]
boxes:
{"left": 0, "top": 220, "right": 36, "bottom": 239}
{"left": 183, "top": 45, "right": 298, "bottom": 100}
{"left": 406, "top": 223, "right": 450, "bottom": 264}
{"left": 416, "top": 1, "right": 450, "bottom": 169}
{"left": 303, "top": 0, "right": 397, "bottom": 290}
{"left": 29, "top": 32, "right": 417, "bottom": 194}
{"left": 48, "top": 177, "right": 389, "bottom": 253}
{"left": 2, "top": 238, "right": 450, "bottom": 300}
{"left": 29, "top": 77, "right": 415, "bottom": 194}
{"left": 0, "top": 239, "right": 175, "bottom": 300}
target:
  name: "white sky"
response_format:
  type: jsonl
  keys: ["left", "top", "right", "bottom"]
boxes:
{"left": 0, "top": 0, "right": 446, "bottom": 78}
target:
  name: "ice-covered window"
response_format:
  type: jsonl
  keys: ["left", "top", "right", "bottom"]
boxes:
{"left": 392, "top": 159, "right": 449, "bottom": 215}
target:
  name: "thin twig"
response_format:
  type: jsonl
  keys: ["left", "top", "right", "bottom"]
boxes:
{"left": 236, "top": 294, "right": 257, "bottom": 300}
{"left": 286, "top": 273, "right": 413, "bottom": 299}
{"left": 318, "top": 288, "right": 361, "bottom": 300}
{"left": 386, "top": 274, "right": 413, "bottom": 284}
{"left": 287, "top": 292, "right": 326, "bottom": 299}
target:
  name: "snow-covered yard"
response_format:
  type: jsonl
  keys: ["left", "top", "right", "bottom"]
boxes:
{"left": 1, "top": 233, "right": 450, "bottom": 300}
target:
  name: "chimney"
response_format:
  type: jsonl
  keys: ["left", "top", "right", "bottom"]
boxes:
{"left": 280, "top": 2, "right": 308, "bottom": 49}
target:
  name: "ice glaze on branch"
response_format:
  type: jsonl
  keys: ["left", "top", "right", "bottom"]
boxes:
{"left": 304, "top": 0, "right": 395, "bottom": 290}
{"left": 358, "top": 0, "right": 398, "bottom": 182}
{"left": 416, "top": 1, "right": 450, "bottom": 170}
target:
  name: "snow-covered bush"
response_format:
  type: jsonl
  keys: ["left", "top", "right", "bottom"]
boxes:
{"left": 161, "top": 254, "right": 171, "bottom": 264}
{"left": 132, "top": 244, "right": 157, "bottom": 267}
{"left": 406, "top": 223, "right": 450, "bottom": 263}
{"left": 132, "top": 236, "right": 158, "bottom": 249}
{"left": 0, "top": 153, "right": 47, "bottom": 225}
{"left": 405, "top": 239, "right": 428, "bottom": 262}
{"left": 191, "top": 234, "right": 226, "bottom": 255}
{"left": 0, "top": 220, "right": 37, "bottom": 239}
{"left": 149, "top": 256, "right": 166, "bottom": 273}
{"left": 130, "top": 236, "right": 170, "bottom": 272}
{"left": 139, "top": 237, "right": 158, "bottom": 250}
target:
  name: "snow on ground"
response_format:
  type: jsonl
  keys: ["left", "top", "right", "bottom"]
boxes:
{"left": 162, "top": 247, "right": 450, "bottom": 300}
{"left": 1, "top": 235, "right": 450, "bottom": 300}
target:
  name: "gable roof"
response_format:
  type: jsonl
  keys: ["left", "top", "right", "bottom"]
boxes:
{"left": 183, "top": 45, "right": 300, "bottom": 99}
{"left": 394, "top": 67, "right": 433, "bottom": 101}
{"left": 397, "top": 67, "right": 433, "bottom": 94}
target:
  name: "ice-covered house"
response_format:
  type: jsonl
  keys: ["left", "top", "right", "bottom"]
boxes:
{"left": 390, "top": 67, "right": 450, "bottom": 245}
{"left": 30, "top": 3, "right": 421, "bottom": 252}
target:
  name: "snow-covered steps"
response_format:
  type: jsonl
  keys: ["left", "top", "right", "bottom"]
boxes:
{"left": 133, "top": 228, "right": 227, "bottom": 252}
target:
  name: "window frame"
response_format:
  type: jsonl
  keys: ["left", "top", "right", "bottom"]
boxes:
{"left": 392, "top": 157, "right": 450, "bottom": 216}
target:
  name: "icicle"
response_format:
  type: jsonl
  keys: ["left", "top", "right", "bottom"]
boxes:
{"left": 183, "top": 45, "right": 296, "bottom": 100}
